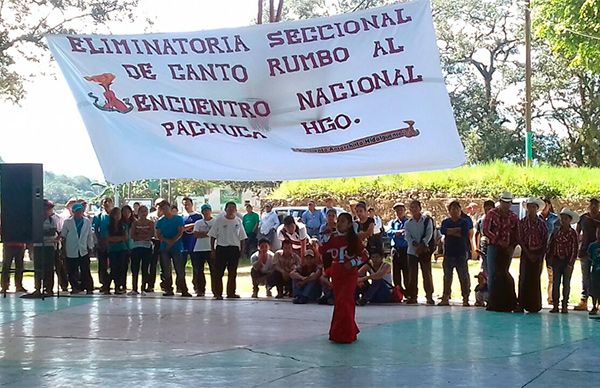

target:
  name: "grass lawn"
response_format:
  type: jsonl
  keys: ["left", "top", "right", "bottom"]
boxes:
{"left": 2, "top": 245, "right": 585, "bottom": 305}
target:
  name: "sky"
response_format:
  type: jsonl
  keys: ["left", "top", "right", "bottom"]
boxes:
{"left": 0, "top": 0, "right": 257, "bottom": 181}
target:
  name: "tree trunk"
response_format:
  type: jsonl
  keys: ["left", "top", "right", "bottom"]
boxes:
{"left": 257, "top": 0, "right": 263, "bottom": 24}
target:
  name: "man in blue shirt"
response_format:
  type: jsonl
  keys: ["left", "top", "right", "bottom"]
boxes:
{"left": 302, "top": 201, "right": 326, "bottom": 237}
{"left": 155, "top": 201, "right": 189, "bottom": 297}
{"left": 92, "top": 197, "right": 113, "bottom": 293}
{"left": 181, "top": 197, "right": 202, "bottom": 293}
{"left": 387, "top": 202, "right": 410, "bottom": 291}
{"left": 439, "top": 200, "right": 472, "bottom": 306}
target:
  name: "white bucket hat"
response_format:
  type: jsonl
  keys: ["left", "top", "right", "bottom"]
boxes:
{"left": 522, "top": 197, "right": 545, "bottom": 209}
{"left": 559, "top": 208, "right": 580, "bottom": 224}
{"left": 499, "top": 191, "right": 513, "bottom": 203}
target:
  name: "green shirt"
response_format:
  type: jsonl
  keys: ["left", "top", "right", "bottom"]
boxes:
{"left": 242, "top": 212, "right": 260, "bottom": 235}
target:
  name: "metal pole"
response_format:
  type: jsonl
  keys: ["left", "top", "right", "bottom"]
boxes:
{"left": 525, "top": 0, "right": 533, "bottom": 167}
{"left": 168, "top": 179, "right": 172, "bottom": 204}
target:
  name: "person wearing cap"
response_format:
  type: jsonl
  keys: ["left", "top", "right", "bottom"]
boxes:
{"left": 130, "top": 205, "right": 154, "bottom": 295}
{"left": 242, "top": 203, "right": 260, "bottom": 258}
{"left": 574, "top": 198, "right": 600, "bottom": 311}
{"left": 475, "top": 200, "right": 496, "bottom": 275}
{"left": 404, "top": 200, "right": 435, "bottom": 305}
{"left": 155, "top": 201, "right": 189, "bottom": 297}
{"left": 439, "top": 200, "right": 472, "bottom": 306}
{"left": 29, "top": 200, "right": 61, "bottom": 297}
{"left": 356, "top": 249, "right": 393, "bottom": 305}
{"left": 387, "top": 202, "right": 410, "bottom": 292}
{"left": 92, "top": 197, "right": 114, "bottom": 293}
{"left": 302, "top": 200, "right": 326, "bottom": 238}
{"left": 209, "top": 201, "right": 247, "bottom": 299}
{"left": 258, "top": 202, "right": 279, "bottom": 247}
{"left": 516, "top": 197, "right": 548, "bottom": 313}
{"left": 540, "top": 198, "right": 560, "bottom": 305}
{"left": 547, "top": 208, "right": 580, "bottom": 313}
{"left": 192, "top": 204, "right": 216, "bottom": 297}
{"left": 272, "top": 239, "right": 302, "bottom": 298}
{"left": 250, "top": 238, "right": 276, "bottom": 298}
{"left": 483, "top": 192, "right": 519, "bottom": 312}
{"left": 61, "top": 203, "right": 95, "bottom": 294}
{"left": 181, "top": 197, "right": 203, "bottom": 285}
{"left": 290, "top": 249, "right": 322, "bottom": 304}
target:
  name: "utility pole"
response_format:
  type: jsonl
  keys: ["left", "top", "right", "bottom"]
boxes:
{"left": 525, "top": 0, "right": 533, "bottom": 167}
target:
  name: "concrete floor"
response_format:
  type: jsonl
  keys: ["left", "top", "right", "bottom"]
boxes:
{"left": 0, "top": 294, "right": 599, "bottom": 387}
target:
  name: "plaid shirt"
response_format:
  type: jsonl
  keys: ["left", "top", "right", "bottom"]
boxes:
{"left": 482, "top": 208, "right": 518, "bottom": 246}
{"left": 517, "top": 216, "right": 548, "bottom": 251}
{"left": 549, "top": 227, "right": 579, "bottom": 262}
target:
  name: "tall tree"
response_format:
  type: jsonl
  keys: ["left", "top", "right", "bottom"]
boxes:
{"left": 0, "top": 0, "right": 142, "bottom": 103}
{"left": 533, "top": 0, "right": 600, "bottom": 73}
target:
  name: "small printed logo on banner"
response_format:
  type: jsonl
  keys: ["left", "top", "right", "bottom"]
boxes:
{"left": 291, "top": 120, "right": 419, "bottom": 154}
{"left": 84, "top": 73, "right": 133, "bottom": 114}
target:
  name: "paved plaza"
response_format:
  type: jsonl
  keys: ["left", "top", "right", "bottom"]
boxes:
{"left": 0, "top": 294, "right": 599, "bottom": 387}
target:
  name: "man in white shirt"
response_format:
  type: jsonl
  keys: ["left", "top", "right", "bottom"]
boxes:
{"left": 258, "top": 203, "right": 279, "bottom": 246}
{"left": 61, "top": 203, "right": 95, "bottom": 294}
{"left": 250, "top": 238, "right": 276, "bottom": 298}
{"left": 404, "top": 200, "right": 434, "bottom": 305}
{"left": 192, "top": 204, "right": 215, "bottom": 297}
{"left": 209, "top": 201, "right": 247, "bottom": 300}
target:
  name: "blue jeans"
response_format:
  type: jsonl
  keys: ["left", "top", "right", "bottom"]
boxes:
{"left": 293, "top": 279, "right": 321, "bottom": 302}
{"left": 160, "top": 248, "right": 187, "bottom": 294}
{"left": 364, "top": 279, "right": 392, "bottom": 303}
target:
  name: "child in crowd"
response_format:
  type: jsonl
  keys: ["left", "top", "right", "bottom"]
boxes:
{"left": 320, "top": 212, "right": 369, "bottom": 344}
{"left": 290, "top": 250, "right": 322, "bottom": 304}
{"left": 474, "top": 272, "right": 488, "bottom": 307}
{"left": 106, "top": 207, "right": 128, "bottom": 295}
{"left": 587, "top": 228, "right": 600, "bottom": 316}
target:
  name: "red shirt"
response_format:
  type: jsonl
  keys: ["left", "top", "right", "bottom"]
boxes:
{"left": 483, "top": 208, "right": 518, "bottom": 246}
{"left": 319, "top": 233, "right": 368, "bottom": 267}
{"left": 517, "top": 216, "right": 548, "bottom": 251}
{"left": 549, "top": 227, "right": 579, "bottom": 262}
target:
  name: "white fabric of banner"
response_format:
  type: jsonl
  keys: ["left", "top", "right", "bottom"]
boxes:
{"left": 47, "top": 0, "right": 464, "bottom": 183}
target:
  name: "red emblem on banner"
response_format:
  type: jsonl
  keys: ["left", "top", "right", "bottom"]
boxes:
{"left": 84, "top": 73, "right": 133, "bottom": 114}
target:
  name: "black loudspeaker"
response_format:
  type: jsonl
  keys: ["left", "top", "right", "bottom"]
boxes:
{"left": 0, "top": 163, "right": 44, "bottom": 243}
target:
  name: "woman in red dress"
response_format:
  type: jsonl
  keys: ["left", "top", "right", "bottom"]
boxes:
{"left": 320, "top": 213, "right": 369, "bottom": 343}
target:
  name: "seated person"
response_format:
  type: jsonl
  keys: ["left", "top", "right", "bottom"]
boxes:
{"left": 318, "top": 265, "right": 334, "bottom": 305}
{"left": 250, "top": 238, "right": 276, "bottom": 298}
{"left": 273, "top": 240, "right": 301, "bottom": 298}
{"left": 474, "top": 271, "right": 488, "bottom": 307}
{"left": 290, "top": 249, "right": 322, "bottom": 304}
{"left": 356, "top": 250, "right": 393, "bottom": 305}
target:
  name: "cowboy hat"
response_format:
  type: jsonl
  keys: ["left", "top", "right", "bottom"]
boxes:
{"left": 522, "top": 197, "right": 545, "bottom": 209}
{"left": 559, "top": 208, "right": 580, "bottom": 224}
{"left": 499, "top": 191, "right": 513, "bottom": 203}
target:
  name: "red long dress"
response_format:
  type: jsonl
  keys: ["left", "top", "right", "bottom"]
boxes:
{"left": 320, "top": 233, "right": 369, "bottom": 343}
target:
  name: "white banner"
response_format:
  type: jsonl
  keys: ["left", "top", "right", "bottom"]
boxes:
{"left": 47, "top": 0, "right": 464, "bottom": 183}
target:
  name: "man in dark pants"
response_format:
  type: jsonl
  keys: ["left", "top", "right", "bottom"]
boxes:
{"left": 574, "top": 197, "right": 600, "bottom": 311}
{"left": 1, "top": 240, "right": 27, "bottom": 293}
{"left": 404, "top": 200, "right": 434, "bottom": 304}
{"left": 181, "top": 197, "right": 202, "bottom": 293}
{"left": 387, "top": 202, "right": 410, "bottom": 292}
{"left": 61, "top": 203, "right": 95, "bottom": 294}
{"left": 155, "top": 201, "right": 189, "bottom": 297}
{"left": 29, "top": 200, "right": 60, "bottom": 297}
{"left": 92, "top": 197, "right": 113, "bottom": 293}
{"left": 209, "top": 202, "right": 247, "bottom": 300}
{"left": 148, "top": 198, "right": 166, "bottom": 292}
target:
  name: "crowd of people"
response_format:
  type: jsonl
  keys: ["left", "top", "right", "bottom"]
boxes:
{"left": 2, "top": 193, "right": 600, "bottom": 342}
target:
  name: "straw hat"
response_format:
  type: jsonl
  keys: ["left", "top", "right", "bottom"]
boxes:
{"left": 522, "top": 197, "right": 545, "bottom": 209}
{"left": 559, "top": 208, "right": 580, "bottom": 224}
{"left": 499, "top": 191, "right": 513, "bottom": 203}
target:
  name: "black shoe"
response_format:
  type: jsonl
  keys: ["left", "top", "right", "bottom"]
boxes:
{"left": 197, "top": 292, "right": 205, "bottom": 297}
{"left": 145, "top": 288, "right": 154, "bottom": 293}
{"left": 426, "top": 299, "right": 435, "bottom": 305}
{"left": 357, "top": 298, "right": 367, "bottom": 306}
{"left": 275, "top": 294, "right": 284, "bottom": 299}
{"left": 16, "top": 287, "right": 28, "bottom": 293}
{"left": 406, "top": 298, "right": 418, "bottom": 305}
{"left": 163, "top": 291, "right": 174, "bottom": 296}
{"left": 227, "top": 294, "right": 241, "bottom": 299}
{"left": 86, "top": 291, "right": 94, "bottom": 295}
{"left": 181, "top": 292, "right": 192, "bottom": 297}
{"left": 213, "top": 295, "right": 223, "bottom": 300}
{"left": 21, "top": 290, "right": 43, "bottom": 299}
{"left": 293, "top": 297, "right": 307, "bottom": 304}
{"left": 549, "top": 307, "right": 559, "bottom": 313}
{"left": 318, "top": 296, "right": 328, "bottom": 305}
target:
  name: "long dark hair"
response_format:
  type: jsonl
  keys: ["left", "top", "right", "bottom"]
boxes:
{"left": 108, "top": 207, "right": 124, "bottom": 236}
{"left": 338, "top": 212, "right": 361, "bottom": 257}
{"left": 121, "top": 205, "right": 135, "bottom": 226}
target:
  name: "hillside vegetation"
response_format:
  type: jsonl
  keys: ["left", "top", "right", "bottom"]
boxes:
{"left": 271, "top": 162, "right": 600, "bottom": 201}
